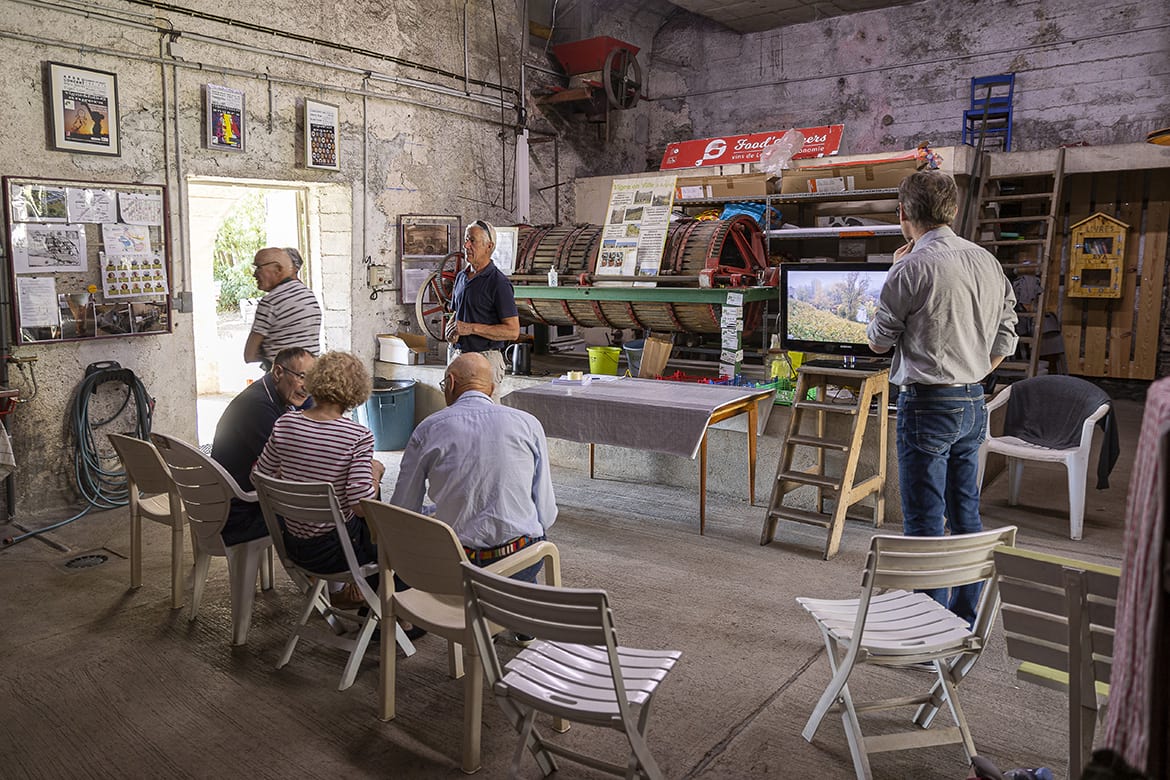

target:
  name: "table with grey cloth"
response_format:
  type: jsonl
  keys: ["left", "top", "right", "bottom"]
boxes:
{"left": 502, "top": 377, "right": 775, "bottom": 533}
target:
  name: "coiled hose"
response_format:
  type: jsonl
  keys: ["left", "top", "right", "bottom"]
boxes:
{"left": 2, "top": 362, "right": 153, "bottom": 546}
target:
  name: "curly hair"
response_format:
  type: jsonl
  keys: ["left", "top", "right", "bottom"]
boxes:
{"left": 304, "top": 351, "right": 372, "bottom": 410}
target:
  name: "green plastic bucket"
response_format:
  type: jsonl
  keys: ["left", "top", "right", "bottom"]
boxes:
{"left": 587, "top": 346, "right": 621, "bottom": 376}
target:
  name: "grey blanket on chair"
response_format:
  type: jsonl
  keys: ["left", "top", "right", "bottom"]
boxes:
{"left": 1002, "top": 375, "right": 1119, "bottom": 489}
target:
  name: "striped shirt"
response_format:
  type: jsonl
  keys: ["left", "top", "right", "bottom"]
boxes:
{"left": 250, "top": 277, "right": 322, "bottom": 363}
{"left": 254, "top": 412, "right": 376, "bottom": 538}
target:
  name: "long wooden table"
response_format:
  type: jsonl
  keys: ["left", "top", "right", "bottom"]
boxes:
{"left": 502, "top": 377, "right": 775, "bottom": 534}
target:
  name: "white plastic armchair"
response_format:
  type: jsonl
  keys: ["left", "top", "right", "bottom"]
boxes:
{"left": 978, "top": 384, "right": 1109, "bottom": 540}
{"left": 150, "top": 432, "right": 273, "bottom": 645}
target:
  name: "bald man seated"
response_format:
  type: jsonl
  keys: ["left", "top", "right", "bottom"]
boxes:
{"left": 390, "top": 352, "right": 557, "bottom": 583}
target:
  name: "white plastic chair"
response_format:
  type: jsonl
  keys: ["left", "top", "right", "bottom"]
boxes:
{"left": 462, "top": 562, "right": 681, "bottom": 780}
{"left": 359, "top": 499, "right": 562, "bottom": 774}
{"left": 251, "top": 472, "right": 415, "bottom": 690}
{"left": 796, "top": 526, "right": 1018, "bottom": 780}
{"left": 150, "top": 432, "right": 274, "bottom": 645}
{"left": 978, "top": 383, "right": 1110, "bottom": 540}
{"left": 108, "top": 433, "right": 187, "bottom": 609}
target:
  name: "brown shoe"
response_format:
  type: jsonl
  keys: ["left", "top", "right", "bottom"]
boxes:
{"left": 329, "top": 582, "right": 366, "bottom": 611}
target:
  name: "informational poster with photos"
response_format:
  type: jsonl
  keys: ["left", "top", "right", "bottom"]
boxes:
{"left": 11, "top": 223, "right": 87, "bottom": 273}
{"left": 205, "top": 84, "right": 245, "bottom": 152}
{"left": 9, "top": 182, "right": 68, "bottom": 222}
{"left": 101, "top": 251, "right": 168, "bottom": 298}
{"left": 598, "top": 175, "right": 676, "bottom": 287}
{"left": 47, "top": 62, "right": 120, "bottom": 156}
{"left": 304, "top": 99, "right": 340, "bottom": 170}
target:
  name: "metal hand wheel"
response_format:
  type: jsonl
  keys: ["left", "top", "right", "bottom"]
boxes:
{"left": 414, "top": 250, "right": 463, "bottom": 341}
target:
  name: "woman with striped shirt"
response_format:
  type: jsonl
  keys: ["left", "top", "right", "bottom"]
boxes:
{"left": 254, "top": 351, "right": 385, "bottom": 592}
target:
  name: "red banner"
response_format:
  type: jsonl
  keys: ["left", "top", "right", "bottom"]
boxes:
{"left": 659, "top": 125, "right": 844, "bottom": 170}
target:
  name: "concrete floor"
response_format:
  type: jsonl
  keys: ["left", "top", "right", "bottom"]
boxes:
{"left": 0, "top": 398, "right": 1141, "bottom": 779}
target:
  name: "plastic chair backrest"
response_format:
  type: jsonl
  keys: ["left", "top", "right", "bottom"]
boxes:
{"left": 361, "top": 500, "right": 468, "bottom": 597}
{"left": 462, "top": 562, "right": 612, "bottom": 648}
{"left": 150, "top": 432, "right": 242, "bottom": 547}
{"left": 108, "top": 432, "right": 173, "bottom": 496}
{"left": 252, "top": 473, "right": 360, "bottom": 579}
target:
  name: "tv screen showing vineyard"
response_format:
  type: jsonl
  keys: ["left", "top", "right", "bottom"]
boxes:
{"left": 780, "top": 262, "right": 893, "bottom": 357}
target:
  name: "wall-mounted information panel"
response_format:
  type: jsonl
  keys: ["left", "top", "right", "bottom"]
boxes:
{"left": 3, "top": 176, "right": 172, "bottom": 344}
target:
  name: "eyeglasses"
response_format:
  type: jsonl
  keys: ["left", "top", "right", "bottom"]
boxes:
{"left": 439, "top": 377, "right": 451, "bottom": 392}
{"left": 278, "top": 365, "right": 307, "bottom": 380}
{"left": 465, "top": 220, "right": 493, "bottom": 245}
{"left": 253, "top": 261, "right": 281, "bottom": 271}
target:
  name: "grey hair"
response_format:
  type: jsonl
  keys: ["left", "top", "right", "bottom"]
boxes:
{"left": 284, "top": 247, "right": 304, "bottom": 272}
{"left": 898, "top": 171, "right": 959, "bottom": 228}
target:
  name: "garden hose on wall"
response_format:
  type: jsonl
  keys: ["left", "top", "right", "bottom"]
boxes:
{"left": 2, "top": 361, "right": 154, "bottom": 546}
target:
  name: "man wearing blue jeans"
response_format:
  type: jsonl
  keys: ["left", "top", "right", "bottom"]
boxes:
{"left": 867, "top": 171, "right": 1018, "bottom": 626}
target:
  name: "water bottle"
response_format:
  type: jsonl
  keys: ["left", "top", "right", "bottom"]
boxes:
{"left": 547, "top": 267, "right": 558, "bottom": 287}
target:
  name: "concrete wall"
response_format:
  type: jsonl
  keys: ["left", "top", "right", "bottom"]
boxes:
{"left": 0, "top": 0, "right": 553, "bottom": 518}
{"left": 643, "top": 0, "right": 1170, "bottom": 158}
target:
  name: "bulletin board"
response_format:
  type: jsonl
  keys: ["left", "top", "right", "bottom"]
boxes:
{"left": 3, "top": 176, "right": 172, "bottom": 344}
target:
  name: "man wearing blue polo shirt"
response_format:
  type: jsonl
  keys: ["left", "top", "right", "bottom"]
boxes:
{"left": 445, "top": 219, "right": 519, "bottom": 390}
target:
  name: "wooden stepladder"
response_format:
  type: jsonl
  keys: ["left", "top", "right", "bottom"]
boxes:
{"left": 761, "top": 365, "right": 889, "bottom": 559}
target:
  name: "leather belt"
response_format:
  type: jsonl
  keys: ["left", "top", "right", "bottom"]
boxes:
{"left": 898, "top": 382, "right": 974, "bottom": 392}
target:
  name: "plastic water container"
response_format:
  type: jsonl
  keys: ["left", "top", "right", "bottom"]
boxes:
{"left": 353, "top": 378, "right": 416, "bottom": 451}
{"left": 622, "top": 339, "right": 645, "bottom": 376}
{"left": 586, "top": 346, "right": 621, "bottom": 376}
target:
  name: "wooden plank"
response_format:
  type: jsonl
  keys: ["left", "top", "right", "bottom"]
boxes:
{"left": 1048, "top": 174, "right": 1073, "bottom": 330}
{"left": 1107, "top": 172, "right": 1146, "bottom": 377}
{"left": 1133, "top": 172, "right": 1170, "bottom": 379}
{"left": 1081, "top": 173, "right": 1120, "bottom": 375}
{"left": 1061, "top": 175, "right": 1095, "bottom": 373}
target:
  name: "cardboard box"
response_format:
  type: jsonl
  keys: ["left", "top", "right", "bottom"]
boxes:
{"left": 781, "top": 153, "right": 920, "bottom": 194}
{"left": 378, "top": 331, "right": 427, "bottom": 364}
{"left": 674, "top": 173, "right": 777, "bottom": 200}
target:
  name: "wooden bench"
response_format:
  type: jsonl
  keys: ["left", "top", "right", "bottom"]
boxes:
{"left": 993, "top": 546, "right": 1120, "bottom": 780}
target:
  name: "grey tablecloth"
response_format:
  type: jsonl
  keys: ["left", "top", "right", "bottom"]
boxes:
{"left": 501, "top": 377, "right": 774, "bottom": 460}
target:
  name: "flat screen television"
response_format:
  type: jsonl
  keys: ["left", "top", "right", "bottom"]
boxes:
{"left": 780, "top": 262, "right": 894, "bottom": 363}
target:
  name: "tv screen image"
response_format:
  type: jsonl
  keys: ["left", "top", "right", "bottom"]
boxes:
{"left": 780, "top": 262, "right": 893, "bottom": 359}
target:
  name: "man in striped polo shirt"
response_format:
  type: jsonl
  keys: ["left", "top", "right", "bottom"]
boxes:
{"left": 245, "top": 247, "right": 322, "bottom": 370}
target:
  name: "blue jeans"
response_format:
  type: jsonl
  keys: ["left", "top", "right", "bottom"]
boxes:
{"left": 896, "top": 383, "right": 987, "bottom": 626}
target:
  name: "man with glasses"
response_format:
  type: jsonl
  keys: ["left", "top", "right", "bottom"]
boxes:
{"left": 446, "top": 220, "right": 519, "bottom": 388}
{"left": 245, "top": 247, "right": 322, "bottom": 371}
{"left": 212, "top": 347, "right": 316, "bottom": 545}
{"left": 866, "top": 170, "right": 1017, "bottom": 627}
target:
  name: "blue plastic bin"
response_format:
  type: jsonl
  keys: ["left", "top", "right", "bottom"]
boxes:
{"left": 354, "top": 378, "right": 416, "bottom": 451}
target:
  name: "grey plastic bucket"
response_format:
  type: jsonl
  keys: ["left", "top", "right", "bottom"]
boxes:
{"left": 622, "top": 339, "right": 645, "bottom": 376}
{"left": 354, "top": 378, "right": 416, "bottom": 451}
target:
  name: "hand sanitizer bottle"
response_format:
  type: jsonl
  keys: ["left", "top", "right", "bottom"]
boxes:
{"left": 547, "top": 267, "right": 558, "bottom": 287}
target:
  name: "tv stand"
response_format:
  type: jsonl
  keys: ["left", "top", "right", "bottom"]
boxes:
{"left": 761, "top": 364, "right": 889, "bottom": 559}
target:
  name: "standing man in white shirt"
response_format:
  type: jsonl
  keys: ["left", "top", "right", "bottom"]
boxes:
{"left": 245, "top": 247, "right": 322, "bottom": 370}
{"left": 390, "top": 352, "right": 556, "bottom": 583}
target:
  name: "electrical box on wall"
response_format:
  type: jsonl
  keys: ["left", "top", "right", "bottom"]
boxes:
{"left": 1068, "top": 212, "right": 1128, "bottom": 299}
{"left": 368, "top": 264, "right": 392, "bottom": 288}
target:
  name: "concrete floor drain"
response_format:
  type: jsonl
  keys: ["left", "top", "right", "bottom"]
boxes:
{"left": 65, "top": 553, "right": 109, "bottom": 569}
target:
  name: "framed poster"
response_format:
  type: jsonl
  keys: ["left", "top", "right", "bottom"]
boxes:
{"left": 46, "top": 62, "right": 120, "bottom": 156}
{"left": 397, "top": 214, "right": 461, "bottom": 305}
{"left": 304, "top": 99, "right": 340, "bottom": 170}
{"left": 204, "top": 84, "right": 245, "bottom": 152}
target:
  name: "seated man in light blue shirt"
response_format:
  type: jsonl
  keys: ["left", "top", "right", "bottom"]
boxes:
{"left": 389, "top": 351, "right": 557, "bottom": 585}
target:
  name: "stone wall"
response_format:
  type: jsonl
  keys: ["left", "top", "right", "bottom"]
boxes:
{"left": 643, "top": 0, "right": 1170, "bottom": 158}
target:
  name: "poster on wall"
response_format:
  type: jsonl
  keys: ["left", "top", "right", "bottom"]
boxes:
{"left": 46, "top": 62, "right": 120, "bottom": 156}
{"left": 11, "top": 223, "right": 87, "bottom": 273}
{"left": 118, "top": 192, "right": 164, "bottom": 225}
{"left": 491, "top": 226, "right": 518, "bottom": 275}
{"left": 659, "top": 125, "right": 844, "bottom": 170}
{"left": 304, "top": 99, "right": 340, "bottom": 170}
{"left": 598, "top": 175, "right": 677, "bottom": 287}
{"left": 9, "top": 182, "right": 68, "bottom": 223}
{"left": 101, "top": 251, "right": 168, "bottom": 298}
{"left": 101, "top": 223, "right": 153, "bottom": 256}
{"left": 204, "top": 84, "right": 245, "bottom": 152}
{"left": 65, "top": 188, "right": 118, "bottom": 223}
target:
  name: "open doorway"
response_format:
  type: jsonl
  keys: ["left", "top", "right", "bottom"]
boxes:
{"left": 188, "top": 180, "right": 308, "bottom": 444}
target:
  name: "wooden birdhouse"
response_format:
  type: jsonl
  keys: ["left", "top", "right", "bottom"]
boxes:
{"left": 1068, "top": 212, "right": 1128, "bottom": 299}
